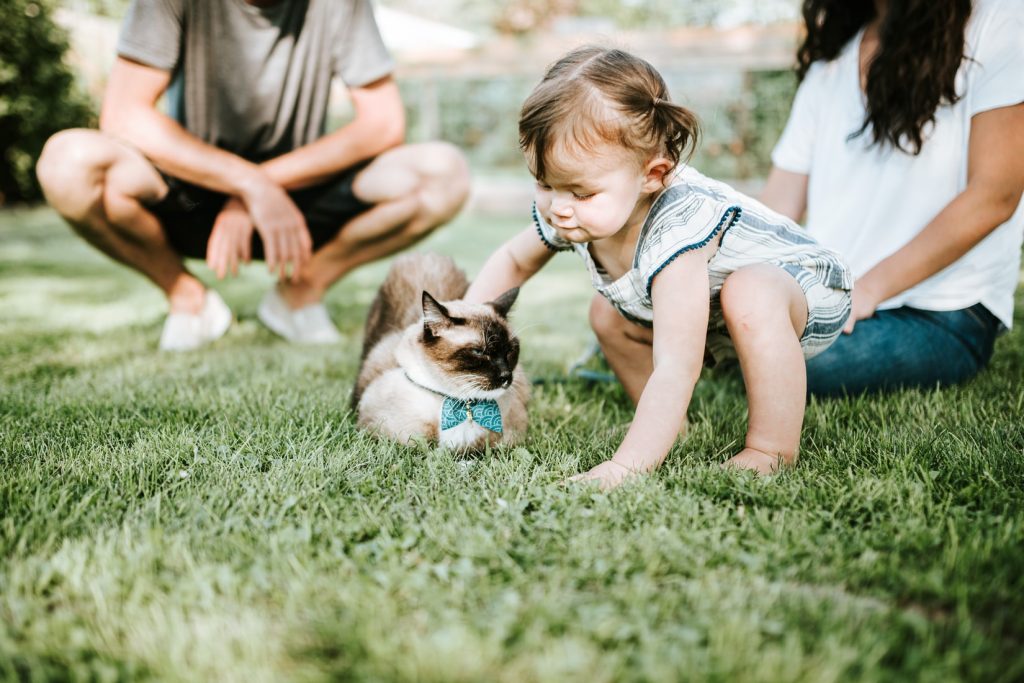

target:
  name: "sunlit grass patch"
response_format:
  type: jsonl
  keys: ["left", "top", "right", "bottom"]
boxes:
{"left": 1, "top": 207, "right": 1023, "bottom": 682}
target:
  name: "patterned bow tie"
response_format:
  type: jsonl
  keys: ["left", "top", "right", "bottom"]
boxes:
{"left": 441, "top": 397, "right": 503, "bottom": 434}
{"left": 404, "top": 372, "right": 504, "bottom": 434}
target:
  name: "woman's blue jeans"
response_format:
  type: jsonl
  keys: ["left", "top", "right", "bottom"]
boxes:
{"left": 806, "top": 303, "right": 1003, "bottom": 397}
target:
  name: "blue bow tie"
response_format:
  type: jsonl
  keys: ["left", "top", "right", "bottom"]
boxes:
{"left": 441, "top": 396, "right": 503, "bottom": 434}
{"left": 404, "top": 372, "right": 504, "bottom": 434}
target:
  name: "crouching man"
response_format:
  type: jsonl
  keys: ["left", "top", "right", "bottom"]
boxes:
{"left": 37, "top": 0, "right": 469, "bottom": 350}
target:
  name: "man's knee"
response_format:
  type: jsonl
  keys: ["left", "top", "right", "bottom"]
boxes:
{"left": 417, "top": 141, "right": 470, "bottom": 185}
{"left": 38, "top": 129, "right": 164, "bottom": 228}
{"left": 37, "top": 129, "right": 112, "bottom": 220}
{"left": 411, "top": 142, "right": 470, "bottom": 227}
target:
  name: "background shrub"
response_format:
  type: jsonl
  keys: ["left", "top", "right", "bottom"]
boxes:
{"left": 0, "top": 0, "right": 95, "bottom": 205}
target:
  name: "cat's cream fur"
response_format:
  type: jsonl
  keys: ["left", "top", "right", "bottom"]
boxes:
{"left": 354, "top": 253, "right": 529, "bottom": 451}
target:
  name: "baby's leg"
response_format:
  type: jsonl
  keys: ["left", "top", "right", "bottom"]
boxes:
{"left": 589, "top": 294, "right": 653, "bottom": 405}
{"left": 719, "top": 265, "right": 808, "bottom": 474}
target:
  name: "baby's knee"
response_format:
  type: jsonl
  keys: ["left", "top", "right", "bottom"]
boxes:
{"left": 590, "top": 296, "right": 650, "bottom": 347}
{"left": 720, "top": 265, "right": 803, "bottom": 331}
{"left": 589, "top": 295, "right": 623, "bottom": 339}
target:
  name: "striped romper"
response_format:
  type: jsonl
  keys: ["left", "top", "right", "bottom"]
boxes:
{"left": 534, "top": 165, "right": 854, "bottom": 363}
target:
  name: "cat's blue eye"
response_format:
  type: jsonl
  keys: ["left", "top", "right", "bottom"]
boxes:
{"left": 470, "top": 348, "right": 486, "bottom": 357}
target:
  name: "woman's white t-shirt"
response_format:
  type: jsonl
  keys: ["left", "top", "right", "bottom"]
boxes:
{"left": 771, "top": 0, "right": 1024, "bottom": 327}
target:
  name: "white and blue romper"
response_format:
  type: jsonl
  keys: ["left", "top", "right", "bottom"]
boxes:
{"left": 534, "top": 166, "right": 854, "bottom": 363}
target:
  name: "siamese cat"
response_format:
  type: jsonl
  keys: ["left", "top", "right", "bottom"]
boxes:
{"left": 353, "top": 253, "right": 529, "bottom": 451}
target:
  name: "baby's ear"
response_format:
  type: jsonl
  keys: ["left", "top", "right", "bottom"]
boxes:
{"left": 642, "top": 156, "right": 674, "bottom": 192}
{"left": 489, "top": 287, "right": 520, "bottom": 318}
{"left": 422, "top": 291, "right": 451, "bottom": 336}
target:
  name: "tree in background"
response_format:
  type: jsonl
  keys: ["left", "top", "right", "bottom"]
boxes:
{"left": 0, "top": 0, "right": 94, "bottom": 204}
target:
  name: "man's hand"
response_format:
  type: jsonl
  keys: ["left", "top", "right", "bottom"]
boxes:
{"left": 240, "top": 176, "right": 312, "bottom": 280}
{"left": 569, "top": 459, "right": 638, "bottom": 491}
{"left": 206, "top": 197, "right": 254, "bottom": 279}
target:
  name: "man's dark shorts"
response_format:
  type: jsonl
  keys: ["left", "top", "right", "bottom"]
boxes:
{"left": 145, "top": 162, "right": 372, "bottom": 259}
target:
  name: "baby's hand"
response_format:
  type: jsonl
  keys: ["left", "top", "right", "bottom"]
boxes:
{"left": 569, "top": 459, "right": 637, "bottom": 491}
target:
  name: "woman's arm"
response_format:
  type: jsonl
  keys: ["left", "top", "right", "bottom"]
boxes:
{"left": 848, "top": 103, "right": 1024, "bottom": 331}
{"left": 578, "top": 251, "right": 709, "bottom": 489}
{"left": 758, "top": 166, "right": 809, "bottom": 223}
{"left": 464, "top": 226, "right": 557, "bottom": 303}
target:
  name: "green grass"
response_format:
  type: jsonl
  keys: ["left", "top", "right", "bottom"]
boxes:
{"left": 2, "top": 207, "right": 1023, "bottom": 682}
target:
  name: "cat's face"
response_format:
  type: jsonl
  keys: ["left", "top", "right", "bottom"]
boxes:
{"left": 420, "top": 289, "right": 521, "bottom": 393}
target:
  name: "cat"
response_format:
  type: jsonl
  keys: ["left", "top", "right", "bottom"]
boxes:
{"left": 353, "top": 252, "right": 529, "bottom": 451}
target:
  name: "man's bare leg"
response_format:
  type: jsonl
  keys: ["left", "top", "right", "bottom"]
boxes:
{"left": 276, "top": 142, "right": 470, "bottom": 308}
{"left": 36, "top": 128, "right": 205, "bottom": 314}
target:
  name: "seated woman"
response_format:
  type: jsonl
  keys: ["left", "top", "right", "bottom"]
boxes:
{"left": 760, "top": 0, "right": 1024, "bottom": 396}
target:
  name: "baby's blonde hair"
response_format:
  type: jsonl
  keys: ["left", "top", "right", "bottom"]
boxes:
{"left": 519, "top": 46, "right": 700, "bottom": 181}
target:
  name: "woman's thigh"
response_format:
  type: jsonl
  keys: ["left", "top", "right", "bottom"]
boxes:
{"left": 806, "top": 304, "right": 1002, "bottom": 397}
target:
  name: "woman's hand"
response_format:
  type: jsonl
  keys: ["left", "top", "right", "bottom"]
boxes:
{"left": 843, "top": 277, "right": 884, "bottom": 334}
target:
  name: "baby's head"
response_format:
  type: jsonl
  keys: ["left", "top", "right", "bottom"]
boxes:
{"left": 519, "top": 46, "right": 700, "bottom": 185}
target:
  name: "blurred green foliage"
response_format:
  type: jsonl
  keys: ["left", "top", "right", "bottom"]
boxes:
{"left": 724, "top": 69, "right": 800, "bottom": 178}
{"left": 0, "top": 0, "right": 95, "bottom": 204}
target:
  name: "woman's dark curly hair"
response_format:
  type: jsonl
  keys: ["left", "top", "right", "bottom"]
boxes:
{"left": 796, "top": 0, "right": 972, "bottom": 154}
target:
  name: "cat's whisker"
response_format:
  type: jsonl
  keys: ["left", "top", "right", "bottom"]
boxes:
{"left": 512, "top": 322, "right": 542, "bottom": 334}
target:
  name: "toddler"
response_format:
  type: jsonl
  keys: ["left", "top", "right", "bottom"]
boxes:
{"left": 466, "top": 47, "right": 853, "bottom": 487}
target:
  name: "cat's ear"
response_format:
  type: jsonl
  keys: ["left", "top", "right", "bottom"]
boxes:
{"left": 422, "top": 291, "right": 451, "bottom": 337}
{"left": 489, "top": 287, "right": 520, "bottom": 318}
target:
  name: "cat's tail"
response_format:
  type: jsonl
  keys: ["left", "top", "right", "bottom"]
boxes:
{"left": 359, "top": 252, "right": 469, "bottom": 361}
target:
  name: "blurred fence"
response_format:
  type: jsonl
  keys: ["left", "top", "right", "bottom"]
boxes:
{"left": 41, "top": 6, "right": 801, "bottom": 207}
{"left": 401, "top": 69, "right": 797, "bottom": 181}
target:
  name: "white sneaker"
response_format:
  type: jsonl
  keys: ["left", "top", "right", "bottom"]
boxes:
{"left": 158, "top": 290, "right": 233, "bottom": 351}
{"left": 257, "top": 288, "right": 342, "bottom": 344}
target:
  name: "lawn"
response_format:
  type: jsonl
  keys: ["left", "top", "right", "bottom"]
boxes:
{"left": 1, "top": 206, "right": 1023, "bottom": 682}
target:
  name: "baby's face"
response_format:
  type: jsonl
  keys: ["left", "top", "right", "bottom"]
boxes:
{"left": 533, "top": 142, "right": 650, "bottom": 244}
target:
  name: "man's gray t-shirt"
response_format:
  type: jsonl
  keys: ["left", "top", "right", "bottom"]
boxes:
{"left": 117, "top": 0, "right": 395, "bottom": 161}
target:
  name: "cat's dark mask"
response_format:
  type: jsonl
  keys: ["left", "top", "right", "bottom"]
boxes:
{"left": 420, "top": 289, "right": 521, "bottom": 391}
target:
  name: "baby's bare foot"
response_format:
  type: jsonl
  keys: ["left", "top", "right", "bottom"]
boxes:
{"left": 722, "top": 447, "right": 794, "bottom": 475}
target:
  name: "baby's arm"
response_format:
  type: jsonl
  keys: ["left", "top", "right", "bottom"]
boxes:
{"left": 464, "top": 226, "right": 556, "bottom": 303}
{"left": 579, "top": 250, "right": 710, "bottom": 489}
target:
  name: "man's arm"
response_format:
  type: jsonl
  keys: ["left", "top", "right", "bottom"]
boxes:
{"left": 260, "top": 76, "right": 405, "bottom": 190}
{"left": 100, "top": 57, "right": 269, "bottom": 200}
{"left": 101, "top": 57, "right": 310, "bottom": 275}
